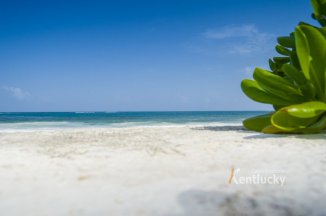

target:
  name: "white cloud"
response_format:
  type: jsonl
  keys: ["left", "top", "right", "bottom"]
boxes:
{"left": 3, "top": 86, "right": 31, "bottom": 100}
{"left": 203, "top": 24, "right": 274, "bottom": 54}
{"left": 203, "top": 24, "right": 258, "bottom": 39}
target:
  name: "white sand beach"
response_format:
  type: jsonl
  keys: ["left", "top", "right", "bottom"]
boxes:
{"left": 0, "top": 125, "right": 325, "bottom": 216}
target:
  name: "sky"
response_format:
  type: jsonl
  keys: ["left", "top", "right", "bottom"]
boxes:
{"left": 0, "top": 0, "right": 315, "bottom": 112}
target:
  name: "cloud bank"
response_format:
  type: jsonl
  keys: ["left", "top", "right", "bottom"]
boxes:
{"left": 203, "top": 24, "right": 274, "bottom": 54}
{"left": 3, "top": 86, "right": 31, "bottom": 100}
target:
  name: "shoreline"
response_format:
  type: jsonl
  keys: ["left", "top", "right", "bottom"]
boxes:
{"left": 0, "top": 122, "right": 244, "bottom": 132}
{"left": 0, "top": 125, "right": 325, "bottom": 215}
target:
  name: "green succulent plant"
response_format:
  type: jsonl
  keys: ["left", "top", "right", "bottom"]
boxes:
{"left": 241, "top": 0, "right": 326, "bottom": 134}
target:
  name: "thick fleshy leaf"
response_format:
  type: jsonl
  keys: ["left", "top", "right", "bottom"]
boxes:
{"left": 273, "top": 57, "right": 290, "bottom": 64}
{"left": 275, "top": 45, "right": 291, "bottom": 56}
{"left": 278, "top": 101, "right": 326, "bottom": 118}
{"left": 302, "top": 114, "right": 326, "bottom": 132}
{"left": 303, "top": 25, "right": 326, "bottom": 91}
{"left": 243, "top": 113, "right": 272, "bottom": 132}
{"left": 261, "top": 125, "right": 286, "bottom": 134}
{"left": 325, "top": 67, "right": 326, "bottom": 96}
{"left": 282, "top": 64, "right": 315, "bottom": 99}
{"left": 271, "top": 102, "right": 326, "bottom": 131}
{"left": 253, "top": 68, "right": 299, "bottom": 94}
{"left": 290, "top": 51, "right": 301, "bottom": 69}
{"left": 277, "top": 36, "right": 295, "bottom": 48}
{"left": 269, "top": 59, "right": 276, "bottom": 71}
{"left": 282, "top": 64, "right": 306, "bottom": 85}
{"left": 263, "top": 114, "right": 326, "bottom": 134}
{"left": 295, "top": 26, "right": 311, "bottom": 81}
{"left": 312, "top": 0, "right": 321, "bottom": 17}
{"left": 319, "top": 27, "right": 326, "bottom": 37}
{"left": 312, "top": 0, "right": 326, "bottom": 25}
{"left": 271, "top": 110, "right": 320, "bottom": 131}
{"left": 253, "top": 68, "right": 306, "bottom": 103}
{"left": 241, "top": 79, "right": 292, "bottom": 105}
{"left": 283, "top": 114, "right": 326, "bottom": 134}
{"left": 296, "top": 25, "right": 326, "bottom": 100}
{"left": 311, "top": 66, "right": 326, "bottom": 101}
{"left": 300, "top": 82, "right": 316, "bottom": 99}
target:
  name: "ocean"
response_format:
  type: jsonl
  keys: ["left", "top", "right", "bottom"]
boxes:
{"left": 0, "top": 111, "right": 267, "bottom": 130}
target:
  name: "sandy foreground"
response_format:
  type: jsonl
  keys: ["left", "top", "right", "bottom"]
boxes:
{"left": 0, "top": 125, "right": 325, "bottom": 216}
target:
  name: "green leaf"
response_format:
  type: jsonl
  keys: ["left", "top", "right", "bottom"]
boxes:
{"left": 271, "top": 102, "right": 326, "bottom": 131}
{"left": 253, "top": 68, "right": 306, "bottom": 103}
{"left": 295, "top": 26, "right": 311, "bottom": 80}
{"left": 311, "top": 0, "right": 326, "bottom": 24}
{"left": 262, "top": 114, "right": 326, "bottom": 133}
{"left": 325, "top": 67, "right": 326, "bottom": 96}
{"left": 312, "top": 0, "right": 321, "bottom": 17}
{"left": 296, "top": 25, "right": 326, "bottom": 100}
{"left": 282, "top": 114, "right": 326, "bottom": 133}
{"left": 269, "top": 59, "right": 276, "bottom": 71}
{"left": 277, "top": 36, "right": 295, "bottom": 48}
{"left": 310, "top": 66, "right": 325, "bottom": 100}
{"left": 241, "top": 79, "right": 293, "bottom": 105}
{"left": 281, "top": 64, "right": 315, "bottom": 99}
{"left": 261, "top": 125, "right": 286, "bottom": 134}
{"left": 273, "top": 57, "right": 290, "bottom": 64}
{"left": 243, "top": 113, "right": 273, "bottom": 132}
{"left": 318, "top": 27, "right": 326, "bottom": 37}
{"left": 290, "top": 51, "right": 301, "bottom": 69}
{"left": 282, "top": 64, "right": 307, "bottom": 85}
{"left": 279, "top": 101, "right": 326, "bottom": 118}
{"left": 275, "top": 45, "right": 292, "bottom": 56}
{"left": 303, "top": 114, "right": 326, "bottom": 132}
{"left": 271, "top": 110, "right": 320, "bottom": 132}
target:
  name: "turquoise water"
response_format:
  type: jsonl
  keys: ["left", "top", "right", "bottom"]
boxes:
{"left": 0, "top": 111, "right": 267, "bottom": 129}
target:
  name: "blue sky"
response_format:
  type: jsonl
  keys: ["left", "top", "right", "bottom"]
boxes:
{"left": 0, "top": 0, "right": 314, "bottom": 111}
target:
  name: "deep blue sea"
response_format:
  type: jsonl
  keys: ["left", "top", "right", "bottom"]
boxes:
{"left": 0, "top": 111, "right": 267, "bottom": 130}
